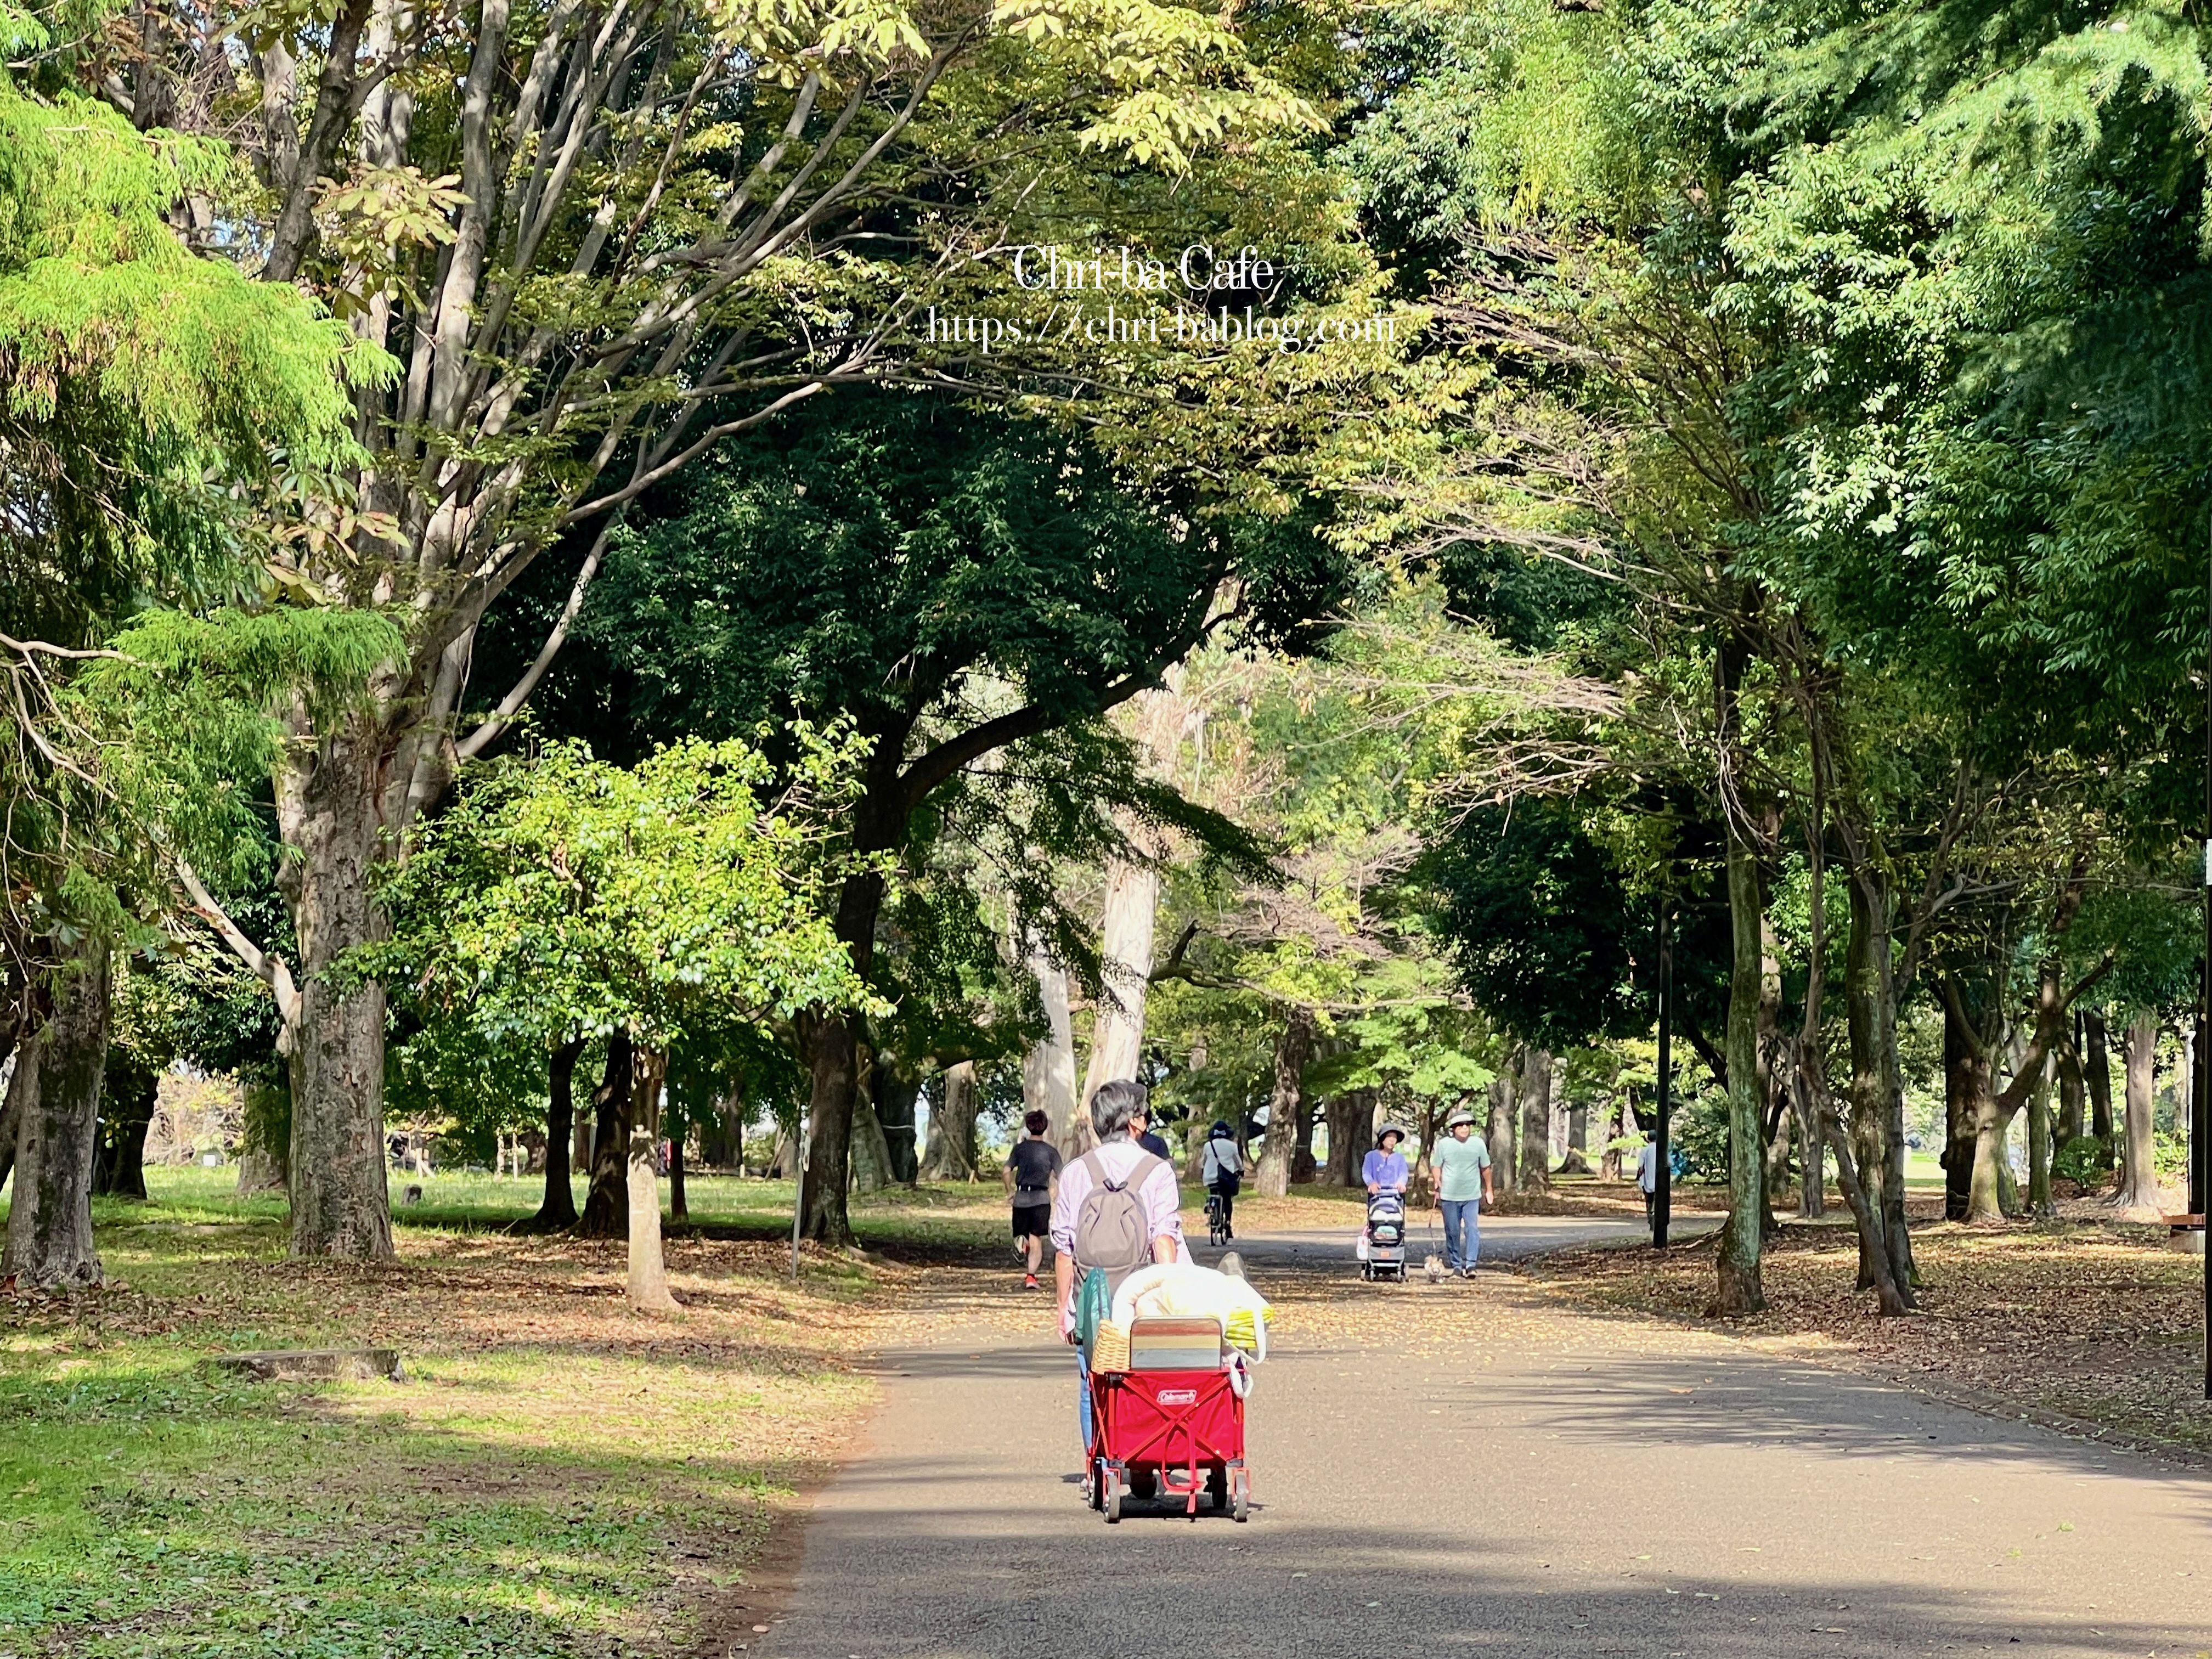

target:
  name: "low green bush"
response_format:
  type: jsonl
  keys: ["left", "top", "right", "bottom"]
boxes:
{"left": 2053, "top": 1135, "right": 2109, "bottom": 1189}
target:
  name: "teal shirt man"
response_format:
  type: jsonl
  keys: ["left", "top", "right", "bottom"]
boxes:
{"left": 1432, "top": 1111, "right": 1494, "bottom": 1276}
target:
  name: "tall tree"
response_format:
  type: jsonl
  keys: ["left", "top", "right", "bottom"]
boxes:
{"left": 366, "top": 735, "right": 873, "bottom": 1297}
{"left": 85, "top": 0, "right": 1344, "bottom": 1257}
{"left": 537, "top": 394, "right": 1286, "bottom": 1243}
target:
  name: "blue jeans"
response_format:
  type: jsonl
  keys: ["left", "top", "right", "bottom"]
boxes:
{"left": 1439, "top": 1196, "right": 1481, "bottom": 1270}
{"left": 1076, "top": 1345, "right": 1093, "bottom": 1451}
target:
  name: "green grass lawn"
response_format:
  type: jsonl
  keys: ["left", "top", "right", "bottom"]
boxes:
{"left": 0, "top": 1166, "right": 912, "bottom": 1659}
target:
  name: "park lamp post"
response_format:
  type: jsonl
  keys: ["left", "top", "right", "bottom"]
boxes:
{"left": 1654, "top": 901, "right": 1673, "bottom": 1251}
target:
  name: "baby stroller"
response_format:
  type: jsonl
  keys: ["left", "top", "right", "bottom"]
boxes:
{"left": 1361, "top": 1189, "right": 1408, "bottom": 1281}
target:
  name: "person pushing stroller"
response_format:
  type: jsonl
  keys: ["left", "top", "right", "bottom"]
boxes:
{"left": 1359, "top": 1126, "right": 1412, "bottom": 1280}
{"left": 1363, "top": 1125, "right": 1409, "bottom": 1197}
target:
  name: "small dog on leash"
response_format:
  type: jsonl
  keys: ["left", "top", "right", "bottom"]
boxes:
{"left": 1423, "top": 1253, "right": 1447, "bottom": 1283}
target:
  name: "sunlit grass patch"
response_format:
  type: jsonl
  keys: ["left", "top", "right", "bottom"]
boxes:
{"left": 0, "top": 1168, "right": 915, "bottom": 1657}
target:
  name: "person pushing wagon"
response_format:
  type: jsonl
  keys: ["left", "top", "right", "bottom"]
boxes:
{"left": 1053, "top": 1079, "right": 1183, "bottom": 1450}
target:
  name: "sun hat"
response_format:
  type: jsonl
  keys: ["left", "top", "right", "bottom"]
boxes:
{"left": 1444, "top": 1108, "right": 1478, "bottom": 1130}
{"left": 1375, "top": 1126, "right": 1406, "bottom": 1147}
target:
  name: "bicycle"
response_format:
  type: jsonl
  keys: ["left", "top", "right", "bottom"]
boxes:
{"left": 1205, "top": 1190, "right": 1232, "bottom": 1247}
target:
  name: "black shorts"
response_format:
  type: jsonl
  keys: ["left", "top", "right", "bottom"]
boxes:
{"left": 1012, "top": 1203, "right": 1050, "bottom": 1238}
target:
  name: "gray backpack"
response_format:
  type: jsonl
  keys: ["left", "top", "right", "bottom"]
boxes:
{"left": 1073, "top": 1148, "right": 1163, "bottom": 1293}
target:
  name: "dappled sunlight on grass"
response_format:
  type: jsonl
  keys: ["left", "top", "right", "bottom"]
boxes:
{"left": 0, "top": 1169, "right": 945, "bottom": 1657}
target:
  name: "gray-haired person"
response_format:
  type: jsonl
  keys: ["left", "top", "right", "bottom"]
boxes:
{"left": 1051, "top": 1079, "right": 1183, "bottom": 1451}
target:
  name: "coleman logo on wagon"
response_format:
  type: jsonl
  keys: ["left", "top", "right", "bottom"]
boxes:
{"left": 1156, "top": 1389, "right": 1198, "bottom": 1406}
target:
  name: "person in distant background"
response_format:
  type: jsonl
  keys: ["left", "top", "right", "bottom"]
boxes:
{"left": 1132, "top": 1102, "right": 1172, "bottom": 1162}
{"left": 1200, "top": 1119, "right": 1244, "bottom": 1239}
{"left": 1431, "top": 1107, "right": 1495, "bottom": 1278}
{"left": 1003, "top": 1110, "right": 1062, "bottom": 1290}
{"left": 1635, "top": 1137, "right": 1659, "bottom": 1230}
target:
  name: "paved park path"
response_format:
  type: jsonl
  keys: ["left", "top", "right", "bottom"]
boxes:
{"left": 759, "top": 1216, "right": 2211, "bottom": 1658}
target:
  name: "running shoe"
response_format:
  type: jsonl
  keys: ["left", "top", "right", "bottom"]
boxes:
{"left": 1024, "top": 1273, "right": 1040, "bottom": 1290}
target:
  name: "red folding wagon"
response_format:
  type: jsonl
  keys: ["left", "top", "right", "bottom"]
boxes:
{"left": 1085, "top": 1341, "right": 1250, "bottom": 1524}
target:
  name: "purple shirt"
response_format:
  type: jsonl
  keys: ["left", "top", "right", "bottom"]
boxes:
{"left": 1362, "top": 1148, "right": 1409, "bottom": 1190}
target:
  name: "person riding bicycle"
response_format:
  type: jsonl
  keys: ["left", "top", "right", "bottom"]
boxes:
{"left": 1199, "top": 1119, "right": 1244, "bottom": 1242}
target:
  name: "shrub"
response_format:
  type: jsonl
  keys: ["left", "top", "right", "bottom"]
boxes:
{"left": 2053, "top": 1135, "right": 2109, "bottom": 1190}
{"left": 2154, "top": 1130, "right": 2191, "bottom": 1183}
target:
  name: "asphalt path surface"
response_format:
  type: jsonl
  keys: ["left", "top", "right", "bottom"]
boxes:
{"left": 761, "top": 1217, "right": 2212, "bottom": 1658}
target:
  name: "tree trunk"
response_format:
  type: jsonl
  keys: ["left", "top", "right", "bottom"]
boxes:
{"left": 1792, "top": 1066, "right": 1825, "bottom": 1216}
{"left": 2084, "top": 1009, "right": 2114, "bottom": 1156}
{"left": 1600, "top": 1092, "right": 1623, "bottom": 1182}
{"left": 1942, "top": 988, "right": 1977, "bottom": 1221}
{"left": 236, "top": 1075, "right": 289, "bottom": 1192}
{"left": 2113, "top": 1014, "right": 2163, "bottom": 1219}
{"left": 1517, "top": 1046, "right": 1552, "bottom": 1193}
{"left": 1763, "top": 1092, "right": 1793, "bottom": 1223}
{"left": 800, "top": 863, "right": 889, "bottom": 1246}
{"left": 668, "top": 1102, "right": 688, "bottom": 1223}
{"left": 1080, "top": 849, "right": 1161, "bottom": 1113}
{"left": 799, "top": 1009, "right": 860, "bottom": 1244}
{"left": 1803, "top": 1049, "right": 1910, "bottom": 1316}
{"left": 1713, "top": 819, "right": 1768, "bottom": 1316}
{"left": 919, "top": 1060, "right": 980, "bottom": 1180}
{"left": 871, "top": 1055, "right": 919, "bottom": 1183}
{"left": 4, "top": 941, "right": 110, "bottom": 1289}
{"left": 1487, "top": 1059, "right": 1518, "bottom": 1193}
{"left": 275, "top": 726, "right": 396, "bottom": 1260}
{"left": 1558, "top": 1096, "right": 1591, "bottom": 1175}
{"left": 849, "top": 1063, "right": 895, "bottom": 1194}
{"left": 1847, "top": 889, "right": 1888, "bottom": 1266}
{"left": 0, "top": 1051, "right": 24, "bottom": 1198}
{"left": 2026, "top": 1050, "right": 2055, "bottom": 1220}
{"left": 91, "top": 1050, "right": 159, "bottom": 1200}
{"left": 625, "top": 1048, "right": 677, "bottom": 1314}
{"left": 1995, "top": 1101, "right": 2021, "bottom": 1218}
{"left": 1966, "top": 1024, "right": 2013, "bottom": 1224}
{"left": 1846, "top": 873, "right": 1914, "bottom": 1299}
{"left": 524, "top": 1035, "right": 584, "bottom": 1232}
{"left": 577, "top": 1029, "right": 634, "bottom": 1238}
{"left": 697, "top": 1093, "right": 742, "bottom": 1169}
{"left": 1324, "top": 1090, "right": 1370, "bottom": 1187}
{"left": 1290, "top": 1083, "right": 1319, "bottom": 1184}
{"left": 1023, "top": 941, "right": 1084, "bottom": 1160}
{"left": 1254, "top": 1006, "right": 1316, "bottom": 1198}
{"left": 2056, "top": 1014, "right": 2086, "bottom": 1149}
{"left": 1756, "top": 890, "right": 1787, "bottom": 1240}
{"left": 1078, "top": 681, "right": 1186, "bottom": 1115}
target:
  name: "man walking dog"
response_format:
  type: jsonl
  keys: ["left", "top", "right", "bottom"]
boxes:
{"left": 1432, "top": 1106, "right": 1495, "bottom": 1277}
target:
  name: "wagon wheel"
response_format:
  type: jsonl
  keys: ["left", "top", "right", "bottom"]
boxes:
{"left": 1103, "top": 1469, "right": 1124, "bottom": 1525}
{"left": 1130, "top": 1468, "right": 1157, "bottom": 1501}
{"left": 1207, "top": 1464, "right": 1229, "bottom": 1510}
{"left": 1229, "top": 1465, "right": 1250, "bottom": 1523}
{"left": 1087, "top": 1458, "right": 1104, "bottom": 1511}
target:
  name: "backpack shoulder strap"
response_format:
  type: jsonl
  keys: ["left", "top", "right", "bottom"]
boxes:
{"left": 1075, "top": 1145, "right": 1164, "bottom": 1193}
